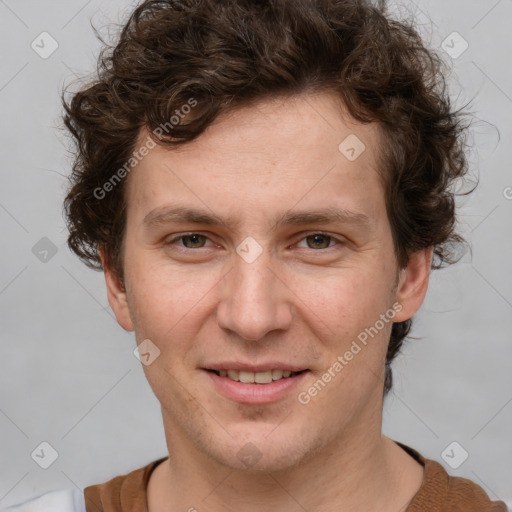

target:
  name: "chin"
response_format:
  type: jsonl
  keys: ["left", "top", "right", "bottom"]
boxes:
{"left": 206, "top": 425, "right": 326, "bottom": 473}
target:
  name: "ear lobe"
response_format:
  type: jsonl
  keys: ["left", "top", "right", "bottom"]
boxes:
{"left": 393, "top": 246, "right": 433, "bottom": 323}
{"left": 99, "top": 248, "right": 134, "bottom": 332}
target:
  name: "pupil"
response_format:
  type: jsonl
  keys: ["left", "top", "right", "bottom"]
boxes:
{"left": 186, "top": 234, "right": 203, "bottom": 247}
{"left": 309, "top": 234, "right": 329, "bottom": 249}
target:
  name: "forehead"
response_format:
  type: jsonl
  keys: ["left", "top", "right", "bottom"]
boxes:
{"left": 125, "top": 92, "right": 385, "bottom": 224}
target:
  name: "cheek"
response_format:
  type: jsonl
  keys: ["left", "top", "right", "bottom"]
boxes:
{"left": 295, "top": 265, "right": 394, "bottom": 336}
{"left": 125, "top": 260, "right": 217, "bottom": 349}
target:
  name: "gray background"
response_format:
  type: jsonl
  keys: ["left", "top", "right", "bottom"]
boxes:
{"left": 1, "top": 0, "right": 511, "bottom": 508}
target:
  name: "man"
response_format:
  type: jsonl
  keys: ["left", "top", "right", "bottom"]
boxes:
{"left": 6, "top": 0, "right": 508, "bottom": 510}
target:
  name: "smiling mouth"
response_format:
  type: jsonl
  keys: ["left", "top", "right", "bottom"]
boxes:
{"left": 206, "top": 369, "right": 306, "bottom": 384}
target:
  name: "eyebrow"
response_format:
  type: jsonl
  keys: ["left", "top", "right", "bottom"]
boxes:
{"left": 142, "top": 205, "right": 371, "bottom": 232}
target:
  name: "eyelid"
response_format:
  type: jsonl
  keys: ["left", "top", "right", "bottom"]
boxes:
{"left": 165, "top": 231, "right": 345, "bottom": 250}
{"left": 166, "top": 232, "right": 216, "bottom": 247}
{"left": 293, "top": 231, "right": 345, "bottom": 249}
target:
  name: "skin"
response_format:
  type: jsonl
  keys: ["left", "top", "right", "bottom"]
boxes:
{"left": 101, "top": 91, "right": 432, "bottom": 511}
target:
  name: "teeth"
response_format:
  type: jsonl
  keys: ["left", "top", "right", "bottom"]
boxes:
{"left": 239, "top": 371, "right": 255, "bottom": 383}
{"left": 216, "top": 369, "right": 300, "bottom": 383}
{"left": 254, "top": 371, "right": 273, "bottom": 384}
{"left": 227, "top": 370, "right": 239, "bottom": 381}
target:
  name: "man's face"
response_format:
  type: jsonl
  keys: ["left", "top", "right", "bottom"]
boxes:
{"left": 104, "top": 92, "right": 428, "bottom": 472}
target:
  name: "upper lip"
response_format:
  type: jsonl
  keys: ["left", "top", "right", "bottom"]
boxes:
{"left": 203, "top": 362, "right": 308, "bottom": 372}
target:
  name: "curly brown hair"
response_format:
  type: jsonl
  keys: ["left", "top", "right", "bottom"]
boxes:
{"left": 62, "top": 0, "right": 472, "bottom": 395}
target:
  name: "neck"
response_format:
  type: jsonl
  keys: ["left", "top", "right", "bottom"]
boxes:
{"left": 148, "top": 401, "right": 423, "bottom": 512}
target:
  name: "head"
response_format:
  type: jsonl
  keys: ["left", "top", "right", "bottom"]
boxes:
{"left": 62, "top": 0, "right": 470, "bottom": 471}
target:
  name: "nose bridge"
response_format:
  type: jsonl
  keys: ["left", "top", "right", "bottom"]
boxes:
{"left": 216, "top": 239, "right": 291, "bottom": 341}
{"left": 234, "top": 247, "right": 274, "bottom": 305}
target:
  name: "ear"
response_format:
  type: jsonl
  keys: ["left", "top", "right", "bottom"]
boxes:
{"left": 99, "top": 248, "right": 134, "bottom": 332}
{"left": 393, "top": 246, "right": 433, "bottom": 323}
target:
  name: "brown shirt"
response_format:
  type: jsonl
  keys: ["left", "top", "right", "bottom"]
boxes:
{"left": 84, "top": 443, "right": 508, "bottom": 511}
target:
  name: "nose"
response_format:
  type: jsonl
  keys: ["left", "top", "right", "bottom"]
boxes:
{"left": 216, "top": 245, "right": 293, "bottom": 341}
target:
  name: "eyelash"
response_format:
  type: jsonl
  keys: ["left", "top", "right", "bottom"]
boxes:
{"left": 165, "top": 232, "right": 344, "bottom": 252}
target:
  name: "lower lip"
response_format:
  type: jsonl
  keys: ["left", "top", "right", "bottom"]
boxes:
{"left": 204, "top": 370, "right": 309, "bottom": 405}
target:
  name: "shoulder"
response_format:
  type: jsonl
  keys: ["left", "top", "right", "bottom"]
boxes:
{"left": 2, "top": 458, "right": 167, "bottom": 512}
{"left": 426, "top": 461, "right": 509, "bottom": 511}
{"left": 443, "top": 471, "right": 509, "bottom": 510}
{"left": 1, "top": 488, "right": 86, "bottom": 512}
{"left": 83, "top": 457, "right": 168, "bottom": 512}
{"left": 397, "top": 442, "right": 509, "bottom": 512}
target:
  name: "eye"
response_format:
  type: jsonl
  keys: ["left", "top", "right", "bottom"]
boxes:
{"left": 166, "top": 233, "right": 214, "bottom": 249}
{"left": 295, "top": 232, "right": 343, "bottom": 250}
{"left": 165, "top": 232, "right": 344, "bottom": 252}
